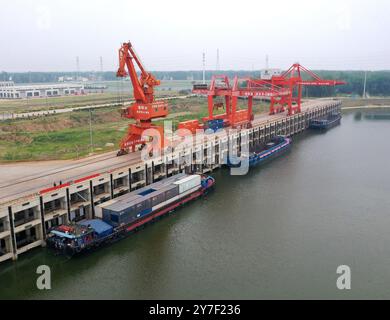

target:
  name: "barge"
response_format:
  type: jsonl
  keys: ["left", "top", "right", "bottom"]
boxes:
{"left": 46, "top": 173, "right": 215, "bottom": 256}
{"left": 228, "top": 135, "right": 292, "bottom": 169}
{"left": 309, "top": 111, "right": 342, "bottom": 130}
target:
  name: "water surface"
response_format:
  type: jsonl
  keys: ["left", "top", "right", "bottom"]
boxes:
{"left": 1, "top": 110, "right": 390, "bottom": 299}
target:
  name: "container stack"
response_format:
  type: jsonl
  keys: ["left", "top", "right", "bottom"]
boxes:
{"left": 205, "top": 119, "right": 224, "bottom": 132}
{"left": 97, "top": 174, "right": 202, "bottom": 227}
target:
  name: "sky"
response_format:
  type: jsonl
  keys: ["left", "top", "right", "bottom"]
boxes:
{"left": 1, "top": 0, "right": 389, "bottom": 72}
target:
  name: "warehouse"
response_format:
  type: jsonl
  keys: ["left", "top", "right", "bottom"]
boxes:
{"left": 0, "top": 83, "right": 84, "bottom": 99}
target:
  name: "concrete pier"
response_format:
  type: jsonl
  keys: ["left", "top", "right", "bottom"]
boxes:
{"left": 0, "top": 99, "right": 341, "bottom": 264}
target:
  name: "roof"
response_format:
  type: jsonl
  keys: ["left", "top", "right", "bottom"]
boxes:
{"left": 50, "top": 230, "right": 77, "bottom": 239}
{"left": 78, "top": 219, "right": 113, "bottom": 235}
{"left": 50, "top": 223, "right": 91, "bottom": 238}
{"left": 97, "top": 173, "right": 189, "bottom": 213}
{"left": 0, "top": 83, "right": 84, "bottom": 92}
{"left": 174, "top": 175, "right": 199, "bottom": 185}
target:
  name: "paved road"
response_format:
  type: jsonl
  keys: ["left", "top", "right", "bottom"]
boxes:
{"left": 0, "top": 99, "right": 334, "bottom": 204}
{"left": 0, "top": 151, "right": 141, "bottom": 203}
{"left": 0, "top": 95, "right": 194, "bottom": 121}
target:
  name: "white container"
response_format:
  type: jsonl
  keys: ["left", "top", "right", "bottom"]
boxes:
{"left": 174, "top": 175, "right": 201, "bottom": 194}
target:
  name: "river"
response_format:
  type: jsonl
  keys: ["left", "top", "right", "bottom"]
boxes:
{"left": 1, "top": 109, "right": 390, "bottom": 299}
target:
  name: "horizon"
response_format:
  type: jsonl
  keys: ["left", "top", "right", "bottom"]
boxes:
{"left": 2, "top": 68, "right": 390, "bottom": 74}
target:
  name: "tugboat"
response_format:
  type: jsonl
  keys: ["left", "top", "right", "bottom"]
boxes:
{"left": 309, "top": 111, "right": 342, "bottom": 130}
{"left": 46, "top": 174, "right": 215, "bottom": 256}
{"left": 228, "top": 135, "right": 292, "bottom": 169}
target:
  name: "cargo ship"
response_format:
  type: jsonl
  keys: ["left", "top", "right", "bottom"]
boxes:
{"left": 228, "top": 135, "right": 292, "bottom": 169}
{"left": 309, "top": 111, "right": 342, "bottom": 130}
{"left": 46, "top": 173, "right": 215, "bottom": 256}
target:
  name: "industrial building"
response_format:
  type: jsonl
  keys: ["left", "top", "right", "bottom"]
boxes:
{"left": 0, "top": 82, "right": 84, "bottom": 99}
{"left": 0, "top": 81, "right": 15, "bottom": 87}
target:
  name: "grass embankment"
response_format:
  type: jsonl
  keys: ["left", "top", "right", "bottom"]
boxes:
{"left": 340, "top": 97, "right": 390, "bottom": 109}
{"left": 0, "top": 96, "right": 269, "bottom": 162}
{"left": 0, "top": 107, "right": 127, "bottom": 161}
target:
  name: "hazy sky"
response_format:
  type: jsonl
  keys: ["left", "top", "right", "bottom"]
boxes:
{"left": 1, "top": 0, "right": 389, "bottom": 72}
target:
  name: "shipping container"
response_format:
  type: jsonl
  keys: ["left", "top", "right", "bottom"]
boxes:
{"left": 164, "top": 184, "right": 180, "bottom": 201}
{"left": 98, "top": 173, "right": 200, "bottom": 226}
{"left": 78, "top": 219, "right": 113, "bottom": 238}
{"left": 174, "top": 175, "right": 201, "bottom": 194}
{"left": 151, "top": 192, "right": 166, "bottom": 207}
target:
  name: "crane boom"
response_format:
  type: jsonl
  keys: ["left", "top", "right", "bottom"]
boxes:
{"left": 116, "top": 42, "right": 168, "bottom": 156}
{"left": 117, "top": 41, "right": 160, "bottom": 104}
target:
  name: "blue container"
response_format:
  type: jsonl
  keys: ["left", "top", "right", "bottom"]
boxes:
{"left": 78, "top": 219, "right": 113, "bottom": 238}
{"left": 206, "top": 119, "right": 224, "bottom": 132}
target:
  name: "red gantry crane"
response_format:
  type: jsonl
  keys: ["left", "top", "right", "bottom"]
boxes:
{"left": 193, "top": 64, "right": 346, "bottom": 122}
{"left": 116, "top": 42, "right": 168, "bottom": 155}
{"left": 269, "top": 63, "right": 346, "bottom": 116}
{"left": 191, "top": 75, "right": 291, "bottom": 130}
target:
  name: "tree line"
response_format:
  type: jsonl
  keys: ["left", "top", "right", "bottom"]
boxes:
{"left": 1, "top": 70, "right": 390, "bottom": 97}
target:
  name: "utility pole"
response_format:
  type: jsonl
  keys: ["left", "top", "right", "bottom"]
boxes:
{"left": 363, "top": 70, "right": 367, "bottom": 99}
{"left": 202, "top": 52, "right": 206, "bottom": 84}
{"left": 89, "top": 108, "right": 93, "bottom": 154}
{"left": 99, "top": 56, "right": 103, "bottom": 81}
{"left": 76, "top": 56, "right": 80, "bottom": 81}
{"left": 216, "top": 49, "right": 220, "bottom": 71}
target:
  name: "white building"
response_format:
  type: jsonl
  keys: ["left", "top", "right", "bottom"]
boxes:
{"left": 0, "top": 83, "right": 85, "bottom": 99}
{"left": 0, "top": 81, "right": 15, "bottom": 88}
{"left": 260, "top": 68, "right": 282, "bottom": 80}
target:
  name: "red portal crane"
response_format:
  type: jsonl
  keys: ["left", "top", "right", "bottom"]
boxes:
{"left": 116, "top": 42, "right": 168, "bottom": 155}
{"left": 192, "top": 75, "right": 291, "bottom": 129}
{"left": 269, "top": 63, "right": 346, "bottom": 116}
